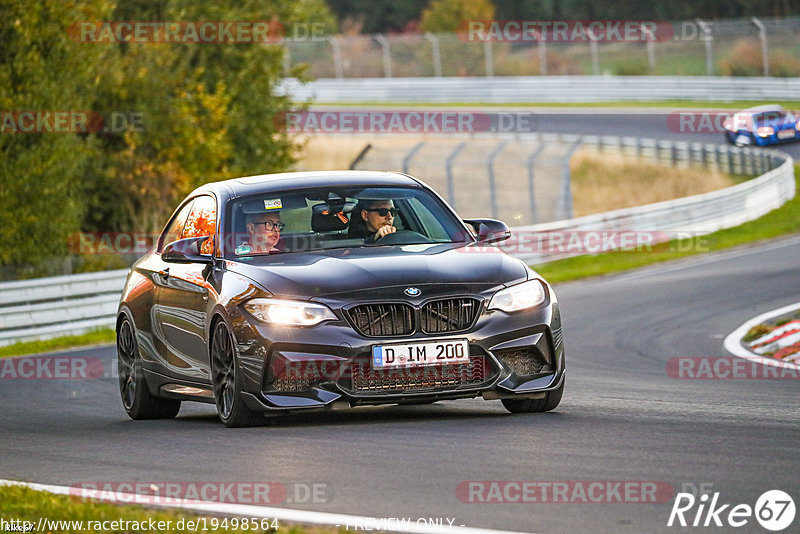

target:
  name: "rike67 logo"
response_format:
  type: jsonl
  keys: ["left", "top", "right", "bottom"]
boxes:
{"left": 668, "top": 490, "right": 795, "bottom": 531}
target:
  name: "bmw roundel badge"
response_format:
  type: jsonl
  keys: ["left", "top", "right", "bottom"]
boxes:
{"left": 404, "top": 287, "right": 421, "bottom": 297}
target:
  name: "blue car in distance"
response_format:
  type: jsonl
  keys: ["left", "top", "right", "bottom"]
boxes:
{"left": 724, "top": 104, "right": 800, "bottom": 147}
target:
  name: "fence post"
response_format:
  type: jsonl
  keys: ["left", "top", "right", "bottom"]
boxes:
{"left": 526, "top": 143, "right": 546, "bottom": 224}
{"left": 283, "top": 44, "right": 291, "bottom": 76}
{"left": 538, "top": 36, "right": 547, "bottom": 75}
{"left": 670, "top": 141, "right": 678, "bottom": 167}
{"left": 751, "top": 18, "right": 769, "bottom": 77}
{"left": 559, "top": 143, "right": 582, "bottom": 220}
{"left": 484, "top": 40, "right": 494, "bottom": 77}
{"left": 700, "top": 144, "right": 708, "bottom": 169}
{"left": 349, "top": 143, "right": 372, "bottom": 170}
{"left": 424, "top": 33, "right": 442, "bottom": 77}
{"left": 727, "top": 146, "right": 734, "bottom": 175}
{"left": 445, "top": 142, "right": 468, "bottom": 209}
{"left": 374, "top": 34, "right": 393, "bottom": 78}
{"left": 402, "top": 142, "right": 425, "bottom": 174}
{"left": 642, "top": 23, "right": 655, "bottom": 73}
{"left": 696, "top": 19, "right": 714, "bottom": 76}
{"left": 487, "top": 141, "right": 508, "bottom": 218}
{"left": 328, "top": 36, "right": 344, "bottom": 79}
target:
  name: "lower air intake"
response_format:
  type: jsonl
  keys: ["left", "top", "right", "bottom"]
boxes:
{"left": 350, "top": 356, "right": 487, "bottom": 392}
{"left": 495, "top": 348, "right": 549, "bottom": 376}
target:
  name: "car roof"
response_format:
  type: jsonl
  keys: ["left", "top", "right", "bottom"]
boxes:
{"left": 189, "top": 170, "right": 422, "bottom": 200}
{"left": 739, "top": 104, "right": 786, "bottom": 115}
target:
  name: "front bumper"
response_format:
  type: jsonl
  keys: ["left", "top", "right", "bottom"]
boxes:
{"left": 231, "top": 298, "right": 565, "bottom": 413}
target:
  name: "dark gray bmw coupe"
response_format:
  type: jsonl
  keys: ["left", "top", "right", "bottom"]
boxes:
{"left": 117, "top": 171, "right": 565, "bottom": 426}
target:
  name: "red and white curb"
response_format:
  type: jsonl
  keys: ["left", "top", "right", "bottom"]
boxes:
{"left": 724, "top": 302, "right": 800, "bottom": 372}
{"left": 0, "top": 479, "right": 531, "bottom": 534}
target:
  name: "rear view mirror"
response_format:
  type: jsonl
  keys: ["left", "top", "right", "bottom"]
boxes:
{"left": 162, "top": 236, "right": 213, "bottom": 263}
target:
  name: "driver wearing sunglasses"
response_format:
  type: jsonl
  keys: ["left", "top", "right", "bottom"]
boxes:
{"left": 358, "top": 200, "right": 397, "bottom": 242}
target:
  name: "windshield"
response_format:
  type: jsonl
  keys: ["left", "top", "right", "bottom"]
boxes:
{"left": 222, "top": 185, "right": 470, "bottom": 258}
{"left": 754, "top": 110, "right": 788, "bottom": 124}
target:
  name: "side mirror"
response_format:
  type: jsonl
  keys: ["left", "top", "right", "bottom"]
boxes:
{"left": 464, "top": 218, "right": 512, "bottom": 244}
{"left": 162, "top": 236, "right": 213, "bottom": 264}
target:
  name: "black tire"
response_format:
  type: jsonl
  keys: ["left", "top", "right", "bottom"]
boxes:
{"left": 210, "top": 320, "right": 263, "bottom": 427}
{"left": 117, "top": 317, "right": 181, "bottom": 420}
{"left": 501, "top": 379, "right": 564, "bottom": 414}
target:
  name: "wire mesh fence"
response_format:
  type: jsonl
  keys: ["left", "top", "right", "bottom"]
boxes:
{"left": 350, "top": 133, "right": 779, "bottom": 226}
{"left": 283, "top": 17, "right": 800, "bottom": 79}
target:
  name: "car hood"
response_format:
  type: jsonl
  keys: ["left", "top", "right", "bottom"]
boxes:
{"left": 224, "top": 242, "right": 528, "bottom": 299}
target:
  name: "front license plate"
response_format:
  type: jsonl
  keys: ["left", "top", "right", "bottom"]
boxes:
{"left": 777, "top": 128, "right": 796, "bottom": 139}
{"left": 372, "top": 339, "right": 469, "bottom": 369}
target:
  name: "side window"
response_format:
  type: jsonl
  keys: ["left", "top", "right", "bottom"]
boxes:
{"left": 158, "top": 200, "right": 194, "bottom": 253}
{"left": 182, "top": 195, "right": 217, "bottom": 255}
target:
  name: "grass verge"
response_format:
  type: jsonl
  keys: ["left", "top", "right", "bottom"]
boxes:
{"left": 0, "top": 484, "right": 337, "bottom": 534}
{"left": 0, "top": 328, "right": 116, "bottom": 359}
{"left": 533, "top": 166, "right": 800, "bottom": 283}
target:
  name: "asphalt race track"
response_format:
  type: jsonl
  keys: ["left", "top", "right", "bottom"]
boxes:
{"left": 525, "top": 109, "right": 800, "bottom": 160}
{"left": 308, "top": 105, "right": 800, "bottom": 161}
{"left": 2, "top": 234, "right": 799, "bottom": 533}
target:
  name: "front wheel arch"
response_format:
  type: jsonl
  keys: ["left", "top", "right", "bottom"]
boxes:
{"left": 208, "top": 315, "right": 262, "bottom": 427}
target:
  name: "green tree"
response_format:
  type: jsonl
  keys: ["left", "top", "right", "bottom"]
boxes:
{"left": 326, "top": 0, "right": 429, "bottom": 33}
{"left": 83, "top": 0, "right": 335, "bottom": 234}
{"left": 420, "top": 0, "right": 494, "bottom": 33}
{"left": 2, "top": 0, "right": 332, "bottom": 275}
{"left": 0, "top": 0, "right": 112, "bottom": 272}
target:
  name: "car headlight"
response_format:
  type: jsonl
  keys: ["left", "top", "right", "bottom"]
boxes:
{"left": 488, "top": 280, "right": 546, "bottom": 313}
{"left": 756, "top": 126, "right": 774, "bottom": 137}
{"left": 243, "top": 298, "right": 337, "bottom": 326}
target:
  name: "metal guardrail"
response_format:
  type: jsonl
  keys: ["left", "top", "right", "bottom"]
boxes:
{"left": 0, "top": 269, "right": 128, "bottom": 346}
{"left": 279, "top": 76, "right": 800, "bottom": 103}
{"left": 509, "top": 138, "right": 795, "bottom": 263}
{"left": 0, "top": 140, "right": 794, "bottom": 346}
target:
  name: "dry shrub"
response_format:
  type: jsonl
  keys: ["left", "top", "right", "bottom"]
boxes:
{"left": 769, "top": 51, "right": 800, "bottom": 77}
{"left": 294, "top": 135, "right": 372, "bottom": 171}
{"left": 570, "top": 148, "right": 735, "bottom": 217}
{"left": 719, "top": 38, "right": 764, "bottom": 76}
{"left": 493, "top": 46, "right": 581, "bottom": 75}
{"left": 720, "top": 38, "right": 800, "bottom": 77}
